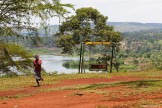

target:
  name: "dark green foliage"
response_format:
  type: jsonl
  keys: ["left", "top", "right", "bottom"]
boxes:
{"left": 57, "top": 7, "right": 122, "bottom": 54}
{"left": 0, "top": 43, "right": 33, "bottom": 74}
{"left": 119, "top": 29, "right": 162, "bottom": 71}
{"left": 0, "top": 0, "right": 73, "bottom": 74}
{"left": 57, "top": 35, "right": 75, "bottom": 54}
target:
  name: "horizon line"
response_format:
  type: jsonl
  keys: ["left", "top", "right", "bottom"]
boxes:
{"left": 49, "top": 21, "right": 162, "bottom": 25}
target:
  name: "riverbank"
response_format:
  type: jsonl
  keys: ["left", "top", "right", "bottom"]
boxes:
{"left": 27, "top": 47, "right": 63, "bottom": 56}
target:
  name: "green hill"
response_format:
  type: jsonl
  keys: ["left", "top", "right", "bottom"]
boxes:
{"left": 21, "top": 22, "right": 162, "bottom": 36}
{"left": 108, "top": 22, "right": 162, "bottom": 32}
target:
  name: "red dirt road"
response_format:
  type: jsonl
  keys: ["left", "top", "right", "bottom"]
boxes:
{"left": 0, "top": 76, "right": 162, "bottom": 108}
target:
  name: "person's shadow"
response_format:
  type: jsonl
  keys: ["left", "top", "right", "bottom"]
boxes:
{"left": 31, "top": 85, "right": 40, "bottom": 87}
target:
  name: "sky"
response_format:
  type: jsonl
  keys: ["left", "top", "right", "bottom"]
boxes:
{"left": 49, "top": 0, "right": 162, "bottom": 25}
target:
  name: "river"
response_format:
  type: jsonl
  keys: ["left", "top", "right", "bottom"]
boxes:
{"left": 40, "top": 55, "right": 81, "bottom": 74}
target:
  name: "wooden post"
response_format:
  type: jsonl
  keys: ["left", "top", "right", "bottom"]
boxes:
{"left": 78, "top": 43, "right": 83, "bottom": 74}
{"left": 81, "top": 43, "right": 85, "bottom": 73}
{"left": 78, "top": 43, "right": 85, "bottom": 74}
{"left": 110, "top": 44, "right": 114, "bottom": 73}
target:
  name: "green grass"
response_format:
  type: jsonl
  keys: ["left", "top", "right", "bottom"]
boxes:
{"left": 136, "top": 99, "right": 162, "bottom": 108}
{"left": 1, "top": 70, "right": 162, "bottom": 91}
{"left": 119, "top": 64, "right": 137, "bottom": 72}
{"left": 0, "top": 73, "right": 111, "bottom": 91}
{"left": 158, "top": 40, "right": 162, "bottom": 45}
{"left": 27, "top": 47, "right": 62, "bottom": 55}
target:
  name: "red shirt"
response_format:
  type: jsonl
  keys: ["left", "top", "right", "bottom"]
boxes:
{"left": 33, "top": 59, "right": 42, "bottom": 72}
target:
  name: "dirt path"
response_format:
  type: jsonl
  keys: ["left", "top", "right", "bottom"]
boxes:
{"left": 0, "top": 76, "right": 162, "bottom": 108}
{"left": 0, "top": 76, "right": 141, "bottom": 97}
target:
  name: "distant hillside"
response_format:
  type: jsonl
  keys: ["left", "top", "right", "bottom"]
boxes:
{"left": 20, "top": 22, "right": 162, "bottom": 36}
{"left": 38, "top": 25, "right": 59, "bottom": 36}
{"left": 107, "top": 22, "right": 162, "bottom": 32}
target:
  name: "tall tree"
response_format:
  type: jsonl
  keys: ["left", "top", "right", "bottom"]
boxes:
{"left": 57, "top": 7, "right": 122, "bottom": 54}
{"left": 0, "top": 0, "right": 73, "bottom": 74}
{"left": 57, "top": 7, "right": 122, "bottom": 73}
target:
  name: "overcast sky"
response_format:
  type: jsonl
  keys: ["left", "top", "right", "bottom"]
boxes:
{"left": 49, "top": 0, "right": 162, "bottom": 25}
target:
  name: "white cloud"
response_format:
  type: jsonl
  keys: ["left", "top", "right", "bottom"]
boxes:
{"left": 49, "top": 0, "right": 162, "bottom": 24}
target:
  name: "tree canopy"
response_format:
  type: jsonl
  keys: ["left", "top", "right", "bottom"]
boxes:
{"left": 57, "top": 7, "right": 122, "bottom": 54}
{"left": 0, "top": 0, "right": 73, "bottom": 74}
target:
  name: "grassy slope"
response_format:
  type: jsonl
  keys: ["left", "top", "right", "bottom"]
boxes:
{"left": 0, "top": 70, "right": 162, "bottom": 91}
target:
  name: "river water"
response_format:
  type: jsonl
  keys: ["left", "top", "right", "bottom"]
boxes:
{"left": 40, "top": 55, "right": 81, "bottom": 74}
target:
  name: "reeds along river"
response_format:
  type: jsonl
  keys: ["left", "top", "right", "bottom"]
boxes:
{"left": 40, "top": 55, "right": 81, "bottom": 74}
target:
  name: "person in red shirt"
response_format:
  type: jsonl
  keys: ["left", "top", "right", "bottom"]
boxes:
{"left": 33, "top": 54, "right": 43, "bottom": 86}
